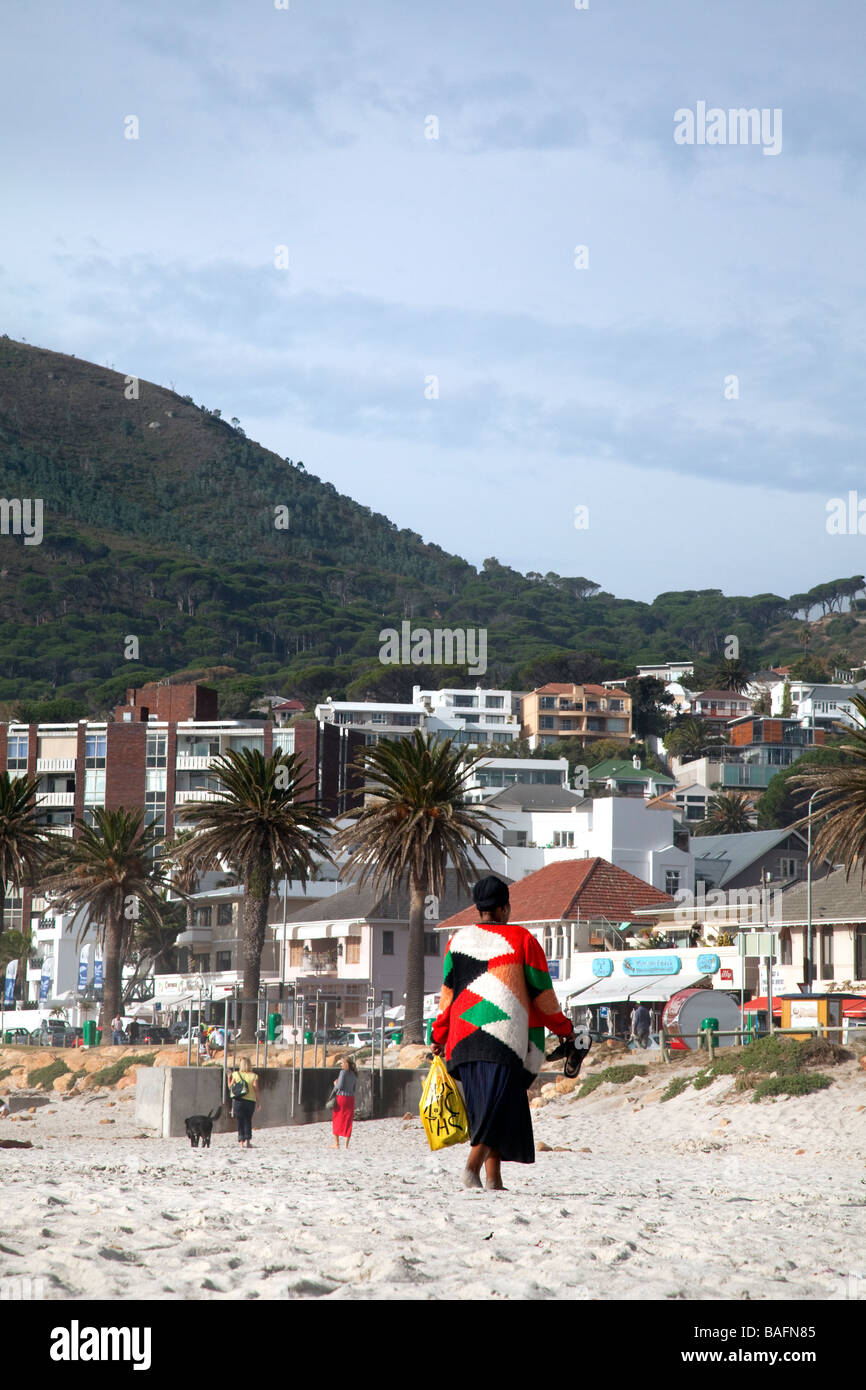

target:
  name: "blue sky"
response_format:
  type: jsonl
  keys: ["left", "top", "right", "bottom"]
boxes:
{"left": 2, "top": 0, "right": 865, "bottom": 602}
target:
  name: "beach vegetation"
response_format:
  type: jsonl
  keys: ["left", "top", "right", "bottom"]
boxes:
{"left": 28, "top": 1057, "right": 70, "bottom": 1088}
{"left": 578, "top": 1063, "right": 648, "bottom": 1098}
{"left": 87, "top": 1052, "right": 155, "bottom": 1088}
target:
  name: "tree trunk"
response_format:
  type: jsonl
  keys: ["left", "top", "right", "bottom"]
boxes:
{"left": 102, "top": 916, "right": 122, "bottom": 1034}
{"left": 0, "top": 880, "right": 5, "bottom": 936}
{"left": 403, "top": 876, "right": 427, "bottom": 1044}
{"left": 239, "top": 861, "right": 271, "bottom": 1042}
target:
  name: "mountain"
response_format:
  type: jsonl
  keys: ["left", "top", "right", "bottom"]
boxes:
{"left": 0, "top": 337, "right": 863, "bottom": 718}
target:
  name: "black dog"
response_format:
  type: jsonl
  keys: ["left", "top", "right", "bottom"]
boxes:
{"left": 184, "top": 1106, "right": 221, "bottom": 1148}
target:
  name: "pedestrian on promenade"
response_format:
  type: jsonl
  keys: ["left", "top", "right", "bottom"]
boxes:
{"left": 229, "top": 1056, "right": 260, "bottom": 1149}
{"left": 631, "top": 1003, "right": 651, "bottom": 1049}
{"left": 110, "top": 1014, "right": 124, "bottom": 1046}
{"left": 331, "top": 1056, "right": 357, "bottom": 1150}
{"left": 430, "top": 875, "right": 575, "bottom": 1192}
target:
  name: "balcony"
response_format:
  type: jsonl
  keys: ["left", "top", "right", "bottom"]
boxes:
{"left": 176, "top": 754, "right": 218, "bottom": 770}
{"left": 37, "top": 757, "right": 76, "bottom": 772}
{"left": 174, "top": 789, "right": 225, "bottom": 804}
{"left": 46, "top": 824, "right": 74, "bottom": 837}
{"left": 36, "top": 791, "right": 75, "bottom": 808}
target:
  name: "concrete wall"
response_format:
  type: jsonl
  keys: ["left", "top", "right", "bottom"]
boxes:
{"left": 136, "top": 1066, "right": 428, "bottom": 1139}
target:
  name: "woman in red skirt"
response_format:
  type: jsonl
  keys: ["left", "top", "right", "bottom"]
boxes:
{"left": 331, "top": 1056, "right": 357, "bottom": 1149}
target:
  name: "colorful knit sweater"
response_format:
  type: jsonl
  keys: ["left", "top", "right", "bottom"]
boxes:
{"left": 431, "top": 922, "right": 573, "bottom": 1078}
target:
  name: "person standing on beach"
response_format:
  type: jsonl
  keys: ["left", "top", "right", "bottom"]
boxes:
{"left": 229, "top": 1057, "right": 260, "bottom": 1149}
{"left": 430, "top": 875, "right": 575, "bottom": 1192}
{"left": 631, "top": 1003, "right": 651, "bottom": 1049}
{"left": 331, "top": 1056, "right": 357, "bottom": 1150}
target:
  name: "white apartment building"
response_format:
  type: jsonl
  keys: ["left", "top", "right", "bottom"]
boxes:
{"left": 461, "top": 756, "right": 570, "bottom": 802}
{"left": 316, "top": 688, "right": 521, "bottom": 748}
{"left": 412, "top": 686, "right": 520, "bottom": 746}
{"left": 477, "top": 790, "right": 694, "bottom": 898}
{"left": 768, "top": 680, "right": 866, "bottom": 731}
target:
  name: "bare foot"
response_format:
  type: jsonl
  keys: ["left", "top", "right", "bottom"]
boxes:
{"left": 462, "top": 1167, "right": 483, "bottom": 1190}
{"left": 486, "top": 1179, "right": 507, "bottom": 1191}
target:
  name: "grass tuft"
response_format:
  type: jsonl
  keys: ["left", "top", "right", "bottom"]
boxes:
{"left": 577, "top": 1063, "right": 647, "bottom": 1099}
{"left": 692, "top": 1070, "right": 716, "bottom": 1091}
{"left": 751, "top": 1072, "right": 833, "bottom": 1102}
{"left": 87, "top": 1053, "right": 155, "bottom": 1088}
{"left": 28, "top": 1058, "right": 70, "bottom": 1089}
{"left": 660, "top": 1075, "right": 691, "bottom": 1102}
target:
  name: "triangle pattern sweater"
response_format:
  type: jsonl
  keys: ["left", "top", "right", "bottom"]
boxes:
{"left": 431, "top": 921, "right": 574, "bottom": 1078}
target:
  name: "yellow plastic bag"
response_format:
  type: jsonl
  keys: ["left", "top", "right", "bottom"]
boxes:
{"left": 420, "top": 1055, "right": 471, "bottom": 1151}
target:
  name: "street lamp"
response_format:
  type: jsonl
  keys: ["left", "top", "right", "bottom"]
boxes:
{"left": 805, "top": 789, "right": 821, "bottom": 991}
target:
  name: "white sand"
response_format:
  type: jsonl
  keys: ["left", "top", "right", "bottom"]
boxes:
{"left": 1, "top": 1058, "right": 864, "bottom": 1301}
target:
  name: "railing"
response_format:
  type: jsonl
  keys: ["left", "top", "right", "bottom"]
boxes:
{"left": 35, "top": 791, "right": 75, "bottom": 807}
{"left": 175, "top": 754, "right": 217, "bottom": 770}
{"left": 174, "top": 789, "right": 224, "bottom": 803}
{"left": 36, "top": 757, "right": 76, "bottom": 772}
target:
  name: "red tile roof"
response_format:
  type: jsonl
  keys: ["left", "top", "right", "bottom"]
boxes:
{"left": 438, "top": 858, "right": 675, "bottom": 930}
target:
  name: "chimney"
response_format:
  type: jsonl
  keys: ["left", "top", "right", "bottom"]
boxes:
{"left": 632, "top": 754, "right": 641, "bottom": 770}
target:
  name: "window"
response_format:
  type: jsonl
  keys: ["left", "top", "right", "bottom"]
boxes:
{"left": 607, "top": 719, "right": 628, "bottom": 732}
{"left": 289, "top": 942, "right": 304, "bottom": 967}
{"left": 7, "top": 735, "right": 28, "bottom": 770}
{"left": 484, "top": 715, "right": 505, "bottom": 725}
{"left": 820, "top": 929, "right": 834, "bottom": 980}
{"left": 194, "top": 907, "right": 212, "bottom": 927}
{"left": 540, "top": 697, "right": 556, "bottom": 710}
{"left": 855, "top": 927, "right": 866, "bottom": 981}
{"left": 215, "top": 951, "right": 232, "bottom": 972}
{"left": 485, "top": 697, "right": 504, "bottom": 710}
{"left": 381, "top": 991, "right": 394, "bottom": 1009}
{"left": 552, "top": 831, "right": 574, "bottom": 848}
{"left": 346, "top": 936, "right": 361, "bottom": 965}
{"left": 559, "top": 719, "right": 575, "bottom": 730}
{"left": 780, "top": 930, "right": 792, "bottom": 966}
{"left": 84, "top": 770, "right": 105, "bottom": 804}
{"left": 665, "top": 870, "right": 681, "bottom": 895}
{"left": 85, "top": 734, "right": 106, "bottom": 768}
{"left": 144, "top": 790, "right": 165, "bottom": 834}
{"left": 779, "top": 857, "right": 800, "bottom": 880}
{"left": 423, "top": 933, "right": 439, "bottom": 956}
{"left": 539, "top": 717, "right": 555, "bottom": 730}
{"left": 371, "top": 712, "right": 387, "bottom": 724}
{"left": 228, "top": 736, "right": 263, "bottom": 753}
{"left": 196, "top": 955, "right": 211, "bottom": 973}
{"left": 272, "top": 730, "right": 295, "bottom": 755}
{"left": 454, "top": 695, "right": 478, "bottom": 708}
{"left": 382, "top": 930, "right": 394, "bottom": 955}
{"left": 217, "top": 903, "right": 234, "bottom": 927}
{"left": 609, "top": 700, "right": 624, "bottom": 711}
{"left": 146, "top": 734, "right": 167, "bottom": 768}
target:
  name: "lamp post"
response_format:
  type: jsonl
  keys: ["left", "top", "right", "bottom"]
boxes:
{"left": 805, "top": 789, "right": 820, "bottom": 991}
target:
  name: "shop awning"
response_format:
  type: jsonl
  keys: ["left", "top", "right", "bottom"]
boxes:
{"left": 562, "top": 979, "right": 642, "bottom": 1005}
{"left": 843, "top": 997, "right": 866, "bottom": 1017}
{"left": 625, "top": 972, "right": 709, "bottom": 1001}
{"left": 741, "top": 995, "right": 782, "bottom": 1014}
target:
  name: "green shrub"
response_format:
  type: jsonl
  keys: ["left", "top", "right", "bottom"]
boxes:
{"left": 28, "top": 1058, "right": 70, "bottom": 1089}
{"left": 660, "top": 1075, "right": 691, "bottom": 1102}
{"left": 0, "top": 1066, "right": 12, "bottom": 1083}
{"left": 751, "top": 1073, "right": 833, "bottom": 1102}
{"left": 87, "top": 1053, "right": 155, "bottom": 1088}
{"left": 692, "top": 1070, "right": 716, "bottom": 1090}
{"left": 578, "top": 1063, "right": 648, "bottom": 1099}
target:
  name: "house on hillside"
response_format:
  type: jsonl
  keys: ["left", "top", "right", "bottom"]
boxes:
{"left": 587, "top": 757, "right": 675, "bottom": 800}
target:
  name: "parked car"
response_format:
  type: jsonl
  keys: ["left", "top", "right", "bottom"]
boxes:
{"left": 341, "top": 1030, "right": 373, "bottom": 1050}
{"left": 139, "top": 1026, "right": 173, "bottom": 1045}
{"left": 3, "top": 1027, "right": 33, "bottom": 1046}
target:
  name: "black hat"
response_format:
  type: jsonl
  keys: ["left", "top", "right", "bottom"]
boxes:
{"left": 472, "top": 876, "right": 510, "bottom": 912}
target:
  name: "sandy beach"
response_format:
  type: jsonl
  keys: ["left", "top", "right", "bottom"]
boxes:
{"left": 1, "top": 1050, "right": 864, "bottom": 1302}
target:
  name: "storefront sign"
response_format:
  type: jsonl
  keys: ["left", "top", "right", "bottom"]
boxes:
{"left": 696, "top": 953, "right": 720, "bottom": 974}
{"left": 4, "top": 959, "right": 17, "bottom": 1005}
{"left": 623, "top": 955, "right": 681, "bottom": 976}
{"left": 720, "top": 968, "right": 734, "bottom": 982}
{"left": 592, "top": 958, "right": 614, "bottom": 977}
{"left": 547, "top": 959, "right": 560, "bottom": 980}
{"left": 790, "top": 1000, "right": 820, "bottom": 1029}
{"left": 77, "top": 946, "right": 90, "bottom": 993}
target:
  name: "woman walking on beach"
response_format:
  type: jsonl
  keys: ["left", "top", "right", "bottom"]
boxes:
{"left": 331, "top": 1056, "right": 357, "bottom": 1150}
{"left": 229, "top": 1056, "right": 260, "bottom": 1149}
{"left": 431, "top": 875, "right": 575, "bottom": 1192}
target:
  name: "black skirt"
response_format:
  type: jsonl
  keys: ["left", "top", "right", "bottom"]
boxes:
{"left": 453, "top": 1060, "right": 535, "bottom": 1164}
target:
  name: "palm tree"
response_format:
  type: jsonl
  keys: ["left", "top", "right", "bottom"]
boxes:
{"left": 709, "top": 657, "right": 751, "bottom": 694}
{"left": 174, "top": 749, "right": 334, "bottom": 1041}
{"left": 0, "top": 771, "right": 56, "bottom": 936}
{"left": 664, "top": 718, "right": 725, "bottom": 763}
{"left": 790, "top": 693, "right": 866, "bottom": 876}
{"left": 42, "top": 809, "right": 174, "bottom": 1027}
{"left": 693, "top": 791, "right": 756, "bottom": 836}
{"left": 333, "top": 731, "right": 504, "bottom": 1044}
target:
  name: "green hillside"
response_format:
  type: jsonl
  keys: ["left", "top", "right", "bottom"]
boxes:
{"left": 0, "top": 337, "right": 864, "bottom": 718}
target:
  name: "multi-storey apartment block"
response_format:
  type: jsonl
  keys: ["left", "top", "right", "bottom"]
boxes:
{"left": 316, "top": 687, "right": 521, "bottom": 748}
{"left": 1, "top": 682, "right": 361, "bottom": 949}
{"left": 521, "top": 683, "right": 633, "bottom": 748}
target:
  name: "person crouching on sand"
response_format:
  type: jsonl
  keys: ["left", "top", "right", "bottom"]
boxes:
{"left": 430, "top": 874, "right": 575, "bottom": 1192}
{"left": 331, "top": 1056, "right": 357, "bottom": 1150}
